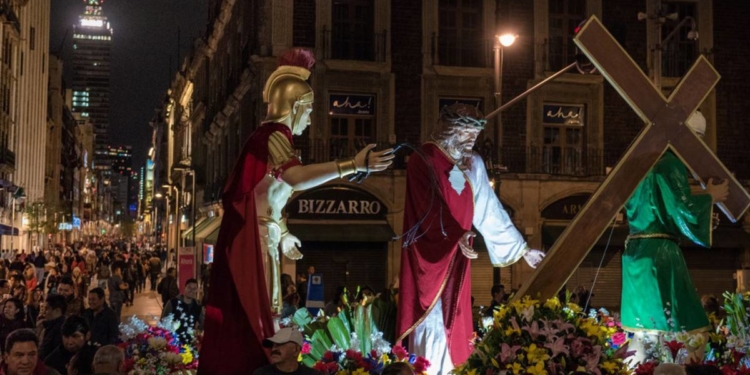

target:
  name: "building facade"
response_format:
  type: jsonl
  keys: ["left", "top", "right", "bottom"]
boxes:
{"left": 152, "top": 0, "right": 750, "bottom": 309}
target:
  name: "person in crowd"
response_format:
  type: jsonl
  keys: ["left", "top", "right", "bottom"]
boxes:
{"left": 1, "top": 329, "right": 61, "bottom": 375}
{"left": 70, "top": 269, "right": 88, "bottom": 303}
{"left": 11, "top": 284, "right": 26, "bottom": 303}
{"left": 156, "top": 268, "right": 179, "bottom": 305}
{"left": 148, "top": 254, "right": 161, "bottom": 291}
{"left": 121, "top": 260, "right": 135, "bottom": 307}
{"left": 43, "top": 268, "right": 59, "bottom": 297}
{"left": 295, "top": 273, "right": 308, "bottom": 308}
{"left": 96, "top": 259, "right": 110, "bottom": 291}
{"left": 0, "top": 298, "right": 29, "bottom": 354}
{"left": 381, "top": 362, "right": 415, "bottom": 375}
{"left": 65, "top": 345, "right": 97, "bottom": 375}
{"left": 25, "top": 287, "right": 43, "bottom": 327}
{"left": 355, "top": 286, "right": 375, "bottom": 304}
{"left": 9, "top": 256, "right": 24, "bottom": 274}
{"left": 134, "top": 258, "right": 146, "bottom": 294}
{"left": 106, "top": 265, "right": 127, "bottom": 322}
{"left": 91, "top": 345, "right": 124, "bottom": 375}
{"left": 39, "top": 295, "right": 67, "bottom": 359}
{"left": 161, "top": 278, "right": 203, "bottom": 345}
{"left": 69, "top": 256, "right": 85, "bottom": 276}
{"left": 56, "top": 278, "right": 84, "bottom": 318}
{"left": 82, "top": 288, "right": 119, "bottom": 346}
{"left": 0, "top": 260, "right": 8, "bottom": 281}
{"left": 324, "top": 286, "right": 348, "bottom": 317}
{"left": 484, "top": 284, "right": 506, "bottom": 318}
{"left": 43, "top": 316, "right": 90, "bottom": 375}
{"left": 253, "top": 328, "right": 320, "bottom": 375}
{"left": 33, "top": 251, "right": 46, "bottom": 286}
{"left": 0, "top": 279, "right": 11, "bottom": 301}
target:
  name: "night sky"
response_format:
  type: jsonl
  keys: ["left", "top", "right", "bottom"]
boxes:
{"left": 50, "top": 0, "right": 208, "bottom": 169}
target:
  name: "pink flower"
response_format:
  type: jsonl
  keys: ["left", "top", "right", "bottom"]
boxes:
{"left": 611, "top": 332, "right": 627, "bottom": 346}
{"left": 544, "top": 336, "right": 569, "bottom": 358}
{"left": 664, "top": 340, "right": 684, "bottom": 362}
{"left": 301, "top": 342, "right": 311, "bottom": 355}
{"left": 413, "top": 357, "right": 431, "bottom": 373}
{"left": 392, "top": 345, "right": 409, "bottom": 360}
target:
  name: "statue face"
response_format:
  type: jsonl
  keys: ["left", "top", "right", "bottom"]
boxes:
{"left": 453, "top": 126, "right": 481, "bottom": 159}
{"left": 292, "top": 102, "right": 314, "bottom": 136}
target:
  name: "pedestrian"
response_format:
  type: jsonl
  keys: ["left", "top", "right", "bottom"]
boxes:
{"left": 25, "top": 287, "right": 43, "bottom": 327}
{"left": 96, "top": 257, "right": 111, "bottom": 290}
{"left": 39, "top": 294, "right": 67, "bottom": 359}
{"left": 1, "top": 329, "right": 61, "bottom": 375}
{"left": 253, "top": 328, "right": 320, "bottom": 375}
{"left": 107, "top": 264, "right": 127, "bottom": 322}
{"left": 82, "top": 288, "right": 119, "bottom": 346}
{"left": 92, "top": 345, "right": 124, "bottom": 375}
{"left": 161, "top": 278, "right": 203, "bottom": 345}
{"left": 43, "top": 316, "right": 91, "bottom": 374}
{"left": 148, "top": 253, "right": 161, "bottom": 291}
{"left": 0, "top": 297, "right": 30, "bottom": 354}
{"left": 156, "top": 268, "right": 179, "bottom": 305}
{"left": 56, "top": 277, "right": 84, "bottom": 318}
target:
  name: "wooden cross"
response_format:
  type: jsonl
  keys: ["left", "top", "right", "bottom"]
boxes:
{"left": 515, "top": 16, "right": 750, "bottom": 301}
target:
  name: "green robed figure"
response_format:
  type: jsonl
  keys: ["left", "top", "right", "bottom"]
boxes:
{"left": 621, "top": 111, "right": 729, "bottom": 363}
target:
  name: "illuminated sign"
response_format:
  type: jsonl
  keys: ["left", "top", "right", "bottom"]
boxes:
{"left": 80, "top": 19, "right": 103, "bottom": 27}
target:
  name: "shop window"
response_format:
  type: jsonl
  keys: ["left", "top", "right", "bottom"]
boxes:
{"left": 532, "top": 103, "right": 592, "bottom": 175}
{"left": 437, "top": 0, "right": 486, "bottom": 67}
{"left": 660, "top": 2, "right": 698, "bottom": 78}
{"left": 548, "top": 0, "right": 586, "bottom": 71}
{"left": 329, "top": 116, "right": 375, "bottom": 159}
{"left": 330, "top": 0, "right": 377, "bottom": 61}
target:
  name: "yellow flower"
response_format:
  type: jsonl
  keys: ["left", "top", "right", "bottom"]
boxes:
{"left": 380, "top": 353, "right": 391, "bottom": 365}
{"left": 602, "top": 361, "right": 619, "bottom": 374}
{"left": 465, "top": 369, "right": 477, "bottom": 375}
{"left": 494, "top": 306, "right": 510, "bottom": 320}
{"left": 579, "top": 318, "right": 605, "bottom": 339}
{"left": 544, "top": 297, "right": 561, "bottom": 310}
{"left": 353, "top": 369, "right": 369, "bottom": 375}
{"left": 566, "top": 303, "right": 583, "bottom": 314}
{"left": 506, "top": 362, "right": 523, "bottom": 375}
{"left": 709, "top": 332, "right": 725, "bottom": 344}
{"left": 527, "top": 361, "right": 548, "bottom": 375}
{"left": 525, "top": 344, "right": 551, "bottom": 363}
{"left": 504, "top": 326, "right": 521, "bottom": 336}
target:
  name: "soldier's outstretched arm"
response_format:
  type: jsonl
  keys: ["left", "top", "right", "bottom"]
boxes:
{"left": 280, "top": 144, "right": 394, "bottom": 191}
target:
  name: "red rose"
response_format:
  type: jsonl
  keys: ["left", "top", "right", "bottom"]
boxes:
{"left": 392, "top": 345, "right": 409, "bottom": 360}
{"left": 322, "top": 351, "right": 335, "bottom": 362}
{"left": 635, "top": 361, "right": 657, "bottom": 375}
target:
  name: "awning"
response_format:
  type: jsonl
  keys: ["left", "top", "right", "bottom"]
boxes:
{"left": 195, "top": 216, "right": 222, "bottom": 242}
{"left": 0, "top": 223, "right": 19, "bottom": 236}
{"left": 542, "top": 224, "right": 750, "bottom": 248}
{"left": 181, "top": 217, "right": 208, "bottom": 239}
{"left": 205, "top": 225, "right": 221, "bottom": 245}
{"left": 288, "top": 220, "right": 396, "bottom": 242}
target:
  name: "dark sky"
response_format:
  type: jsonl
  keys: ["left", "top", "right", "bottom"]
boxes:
{"left": 50, "top": 0, "right": 208, "bottom": 169}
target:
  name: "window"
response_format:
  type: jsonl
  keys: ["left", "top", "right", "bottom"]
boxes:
{"left": 661, "top": 2, "right": 698, "bottom": 77}
{"left": 30, "top": 27, "right": 35, "bottom": 50}
{"left": 330, "top": 117, "right": 375, "bottom": 159}
{"left": 331, "top": 0, "right": 376, "bottom": 61}
{"left": 548, "top": 0, "right": 586, "bottom": 71}
{"left": 437, "top": 0, "right": 485, "bottom": 67}
{"left": 539, "top": 103, "right": 586, "bottom": 175}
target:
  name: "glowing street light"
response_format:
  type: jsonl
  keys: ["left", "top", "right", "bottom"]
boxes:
{"left": 498, "top": 33, "right": 518, "bottom": 47}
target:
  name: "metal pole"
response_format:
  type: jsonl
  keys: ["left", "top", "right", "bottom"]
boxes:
{"left": 9, "top": 194, "right": 14, "bottom": 251}
{"left": 191, "top": 171, "right": 196, "bottom": 277}
{"left": 493, "top": 41, "right": 504, "bottom": 165}
{"left": 484, "top": 62, "right": 577, "bottom": 121}
{"left": 173, "top": 186, "right": 179, "bottom": 267}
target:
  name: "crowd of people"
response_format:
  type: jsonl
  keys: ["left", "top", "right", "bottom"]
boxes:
{"left": 0, "top": 241, "right": 204, "bottom": 375}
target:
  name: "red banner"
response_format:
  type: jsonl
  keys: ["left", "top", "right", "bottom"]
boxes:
{"left": 178, "top": 247, "right": 195, "bottom": 293}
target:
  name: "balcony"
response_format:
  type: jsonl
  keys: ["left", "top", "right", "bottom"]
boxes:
{"left": 432, "top": 34, "right": 492, "bottom": 68}
{"left": 0, "top": 148, "right": 14, "bottom": 169}
{"left": 497, "top": 146, "right": 612, "bottom": 177}
{"left": 322, "top": 27, "right": 387, "bottom": 63}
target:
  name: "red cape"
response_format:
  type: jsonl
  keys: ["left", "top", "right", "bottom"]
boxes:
{"left": 396, "top": 143, "right": 476, "bottom": 365}
{"left": 199, "top": 123, "right": 295, "bottom": 374}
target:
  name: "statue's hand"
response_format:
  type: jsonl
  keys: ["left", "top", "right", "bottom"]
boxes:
{"left": 281, "top": 233, "right": 303, "bottom": 260}
{"left": 459, "top": 231, "right": 478, "bottom": 259}
{"left": 523, "top": 249, "right": 545, "bottom": 269}
{"left": 354, "top": 144, "right": 396, "bottom": 173}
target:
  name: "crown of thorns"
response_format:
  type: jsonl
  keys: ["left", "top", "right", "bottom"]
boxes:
{"left": 439, "top": 104, "right": 487, "bottom": 129}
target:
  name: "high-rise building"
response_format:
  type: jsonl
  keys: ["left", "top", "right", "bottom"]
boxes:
{"left": 71, "top": 0, "right": 112, "bottom": 170}
{"left": 108, "top": 145, "right": 132, "bottom": 221}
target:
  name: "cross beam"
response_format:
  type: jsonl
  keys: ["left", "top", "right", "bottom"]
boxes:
{"left": 515, "top": 16, "right": 750, "bottom": 302}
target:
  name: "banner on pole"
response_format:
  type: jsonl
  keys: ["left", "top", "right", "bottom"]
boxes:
{"left": 306, "top": 273, "right": 325, "bottom": 316}
{"left": 178, "top": 247, "right": 195, "bottom": 293}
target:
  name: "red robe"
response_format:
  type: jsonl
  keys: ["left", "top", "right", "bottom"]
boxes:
{"left": 199, "top": 123, "right": 300, "bottom": 374}
{"left": 396, "top": 142, "right": 475, "bottom": 365}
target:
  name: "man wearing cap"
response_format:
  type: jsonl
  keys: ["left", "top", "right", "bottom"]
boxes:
{"left": 621, "top": 110, "right": 729, "bottom": 364}
{"left": 253, "top": 328, "right": 320, "bottom": 375}
{"left": 396, "top": 104, "right": 545, "bottom": 374}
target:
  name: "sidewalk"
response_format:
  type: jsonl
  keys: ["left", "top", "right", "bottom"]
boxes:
{"left": 121, "top": 289, "right": 163, "bottom": 326}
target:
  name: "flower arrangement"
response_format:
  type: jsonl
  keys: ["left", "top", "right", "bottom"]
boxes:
{"left": 632, "top": 291, "right": 750, "bottom": 375}
{"left": 118, "top": 315, "right": 199, "bottom": 375}
{"left": 453, "top": 296, "right": 632, "bottom": 375}
{"left": 291, "top": 288, "right": 429, "bottom": 375}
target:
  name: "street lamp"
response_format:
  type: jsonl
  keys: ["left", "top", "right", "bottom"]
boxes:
{"left": 173, "top": 166, "right": 195, "bottom": 251}
{"left": 162, "top": 183, "right": 180, "bottom": 262}
{"left": 493, "top": 33, "right": 517, "bottom": 168}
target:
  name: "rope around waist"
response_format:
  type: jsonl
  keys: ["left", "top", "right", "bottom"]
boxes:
{"left": 625, "top": 233, "right": 680, "bottom": 248}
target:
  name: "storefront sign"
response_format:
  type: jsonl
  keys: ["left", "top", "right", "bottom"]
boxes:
{"left": 542, "top": 194, "right": 591, "bottom": 221}
{"left": 329, "top": 94, "right": 375, "bottom": 116}
{"left": 58, "top": 223, "right": 73, "bottom": 231}
{"left": 72, "top": 216, "right": 81, "bottom": 229}
{"left": 178, "top": 247, "right": 195, "bottom": 293}
{"left": 289, "top": 185, "right": 388, "bottom": 221}
{"left": 439, "top": 97, "right": 483, "bottom": 112}
{"left": 543, "top": 103, "right": 584, "bottom": 126}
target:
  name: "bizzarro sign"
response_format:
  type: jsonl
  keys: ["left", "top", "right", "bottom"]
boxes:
{"left": 288, "top": 185, "right": 387, "bottom": 220}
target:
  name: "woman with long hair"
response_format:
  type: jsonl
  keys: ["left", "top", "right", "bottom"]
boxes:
{"left": 25, "top": 287, "right": 42, "bottom": 327}
{"left": 71, "top": 267, "right": 88, "bottom": 300}
{"left": 0, "top": 298, "right": 29, "bottom": 354}
{"left": 23, "top": 264, "right": 37, "bottom": 291}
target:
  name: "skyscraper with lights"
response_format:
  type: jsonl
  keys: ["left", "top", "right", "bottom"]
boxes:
{"left": 71, "top": 0, "right": 112, "bottom": 170}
